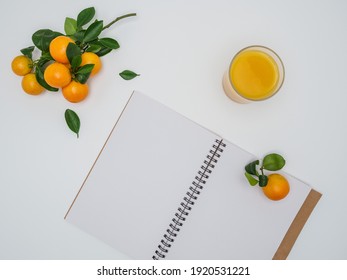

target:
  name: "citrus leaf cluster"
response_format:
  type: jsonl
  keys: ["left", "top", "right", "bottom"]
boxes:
{"left": 65, "top": 43, "right": 94, "bottom": 84}
{"left": 244, "top": 153, "right": 286, "bottom": 187}
{"left": 64, "top": 7, "right": 121, "bottom": 57}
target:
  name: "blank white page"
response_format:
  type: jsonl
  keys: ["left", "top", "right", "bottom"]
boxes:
{"left": 167, "top": 139, "right": 311, "bottom": 259}
{"left": 65, "top": 91, "right": 219, "bottom": 259}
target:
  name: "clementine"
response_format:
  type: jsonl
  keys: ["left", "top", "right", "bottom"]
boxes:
{"left": 262, "top": 173, "right": 290, "bottom": 201}
{"left": 21, "top": 73, "right": 44, "bottom": 95}
{"left": 44, "top": 62, "right": 71, "bottom": 88}
{"left": 62, "top": 80, "right": 89, "bottom": 103}
{"left": 80, "top": 52, "right": 102, "bottom": 76}
{"left": 11, "top": 55, "right": 32, "bottom": 76}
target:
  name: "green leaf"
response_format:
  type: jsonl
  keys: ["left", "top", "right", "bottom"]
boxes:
{"left": 245, "top": 160, "right": 259, "bottom": 176}
{"left": 259, "top": 175, "right": 268, "bottom": 187}
{"left": 37, "top": 52, "right": 53, "bottom": 68}
{"left": 40, "top": 51, "right": 53, "bottom": 61}
{"left": 76, "top": 64, "right": 94, "bottom": 74}
{"left": 245, "top": 172, "right": 259, "bottom": 186}
{"left": 119, "top": 70, "right": 140, "bottom": 80}
{"left": 75, "top": 73, "right": 89, "bottom": 84}
{"left": 98, "top": 38, "right": 120, "bottom": 49}
{"left": 71, "top": 56, "right": 82, "bottom": 69}
{"left": 75, "top": 64, "right": 94, "bottom": 84}
{"left": 20, "top": 46, "right": 35, "bottom": 59}
{"left": 64, "top": 17, "right": 77, "bottom": 35}
{"left": 66, "top": 42, "right": 81, "bottom": 65}
{"left": 87, "top": 41, "right": 112, "bottom": 56}
{"left": 35, "top": 67, "right": 58, "bottom": 92}
{"left": 32, "top": 29, "right": 48, "bottom": 50}
{"left": 77, "top": 7, "right": 95, "bottom": 28}
{"left": 262, "top": 153, "right": 286, "bottom": 171}
{"left": 96, "top": 46, "right": 112, "bottom": 57}
{"left": 65, "top": 109, "right": 80, "bottom": 138}
{"left": 32, "top": 29, "right": 62, "bottom": 52}
{"left": 83, "top": 20, "right": 103, "bottom": 43}
{"left": 85, "top": 44, "right": 102, "bottom": 53}
{"left": 73, "top": 30, "right": 85, "bottom": 43}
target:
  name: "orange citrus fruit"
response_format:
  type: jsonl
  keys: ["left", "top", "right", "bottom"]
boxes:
{"left": 44, "top": 62, "right": 71, "bottom": 88}
{"left": 49, "top": 36, "right": 75, "bottom": 64}
{"left": 62, "top": 80, "right": 89, "bottom": 103}
{"left": 21, "top": 73, "right": 44, "bottom": 95}
{"left": 80, "top": 52, "right": 102, "bottom": 76}
{"left": 11, "top": 55, "right": 32, "bottom": 76}
{"left": 262, "top": 174, "right": 290, "bottom": 201}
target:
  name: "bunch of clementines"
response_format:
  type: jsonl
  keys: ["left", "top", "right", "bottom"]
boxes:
{"left": 11, "top": 7, "right": 136, "bottom": 103}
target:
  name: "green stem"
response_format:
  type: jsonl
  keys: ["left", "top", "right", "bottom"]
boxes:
{"left": 81, "top": 43, "right": 89, "bottom": 53}
{"left": 103, "top": 13, "right": 137, "bottom": 30}
{"left": 260, "top": 166, "right": 265, "bottom": 176}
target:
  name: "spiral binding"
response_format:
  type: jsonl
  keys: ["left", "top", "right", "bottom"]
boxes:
{"left": 152, "top": 139, "right": 226, "bottom": 260}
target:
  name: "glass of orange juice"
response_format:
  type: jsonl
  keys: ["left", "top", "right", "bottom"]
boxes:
{"left": 222, "top": 45, "right": 285, "bottom": 103}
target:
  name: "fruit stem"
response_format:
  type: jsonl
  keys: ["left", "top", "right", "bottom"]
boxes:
{"left": 102, "top": 13, "right": 137, "bottom": 30}
{"left": 260, "top": 166, "right": 265, "bottom": 176}
{"left": 81, "top": 44, "right": 88, "bottom": 53}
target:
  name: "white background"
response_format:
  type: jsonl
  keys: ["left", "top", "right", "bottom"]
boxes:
{"left": 1, "top": 0, "right": 346, "bottom": 259}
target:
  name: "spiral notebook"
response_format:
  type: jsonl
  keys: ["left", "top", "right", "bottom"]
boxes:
{"left": 65, "top": 91, "right": 321, "bottom": 260}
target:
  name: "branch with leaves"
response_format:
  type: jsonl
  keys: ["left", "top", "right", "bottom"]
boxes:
{"left": 12, "top": 7, "right": 139, "bottom": 138}
{"left": 27, "top": 7, "right": 137, "bottom": 91}
{"left": 244, "top": 153, "right": 286, "bottom": 187}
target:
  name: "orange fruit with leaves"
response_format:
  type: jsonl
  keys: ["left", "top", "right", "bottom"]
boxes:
{"left": 49, "top": 36, "right": 75, "bottom": 64}
{"left": 80, "top": 52, "right": 102, "bottom": 76}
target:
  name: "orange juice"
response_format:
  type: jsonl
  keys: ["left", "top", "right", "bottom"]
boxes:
{"left": 223, "top": 46, "right": 284, "bottom": 103}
